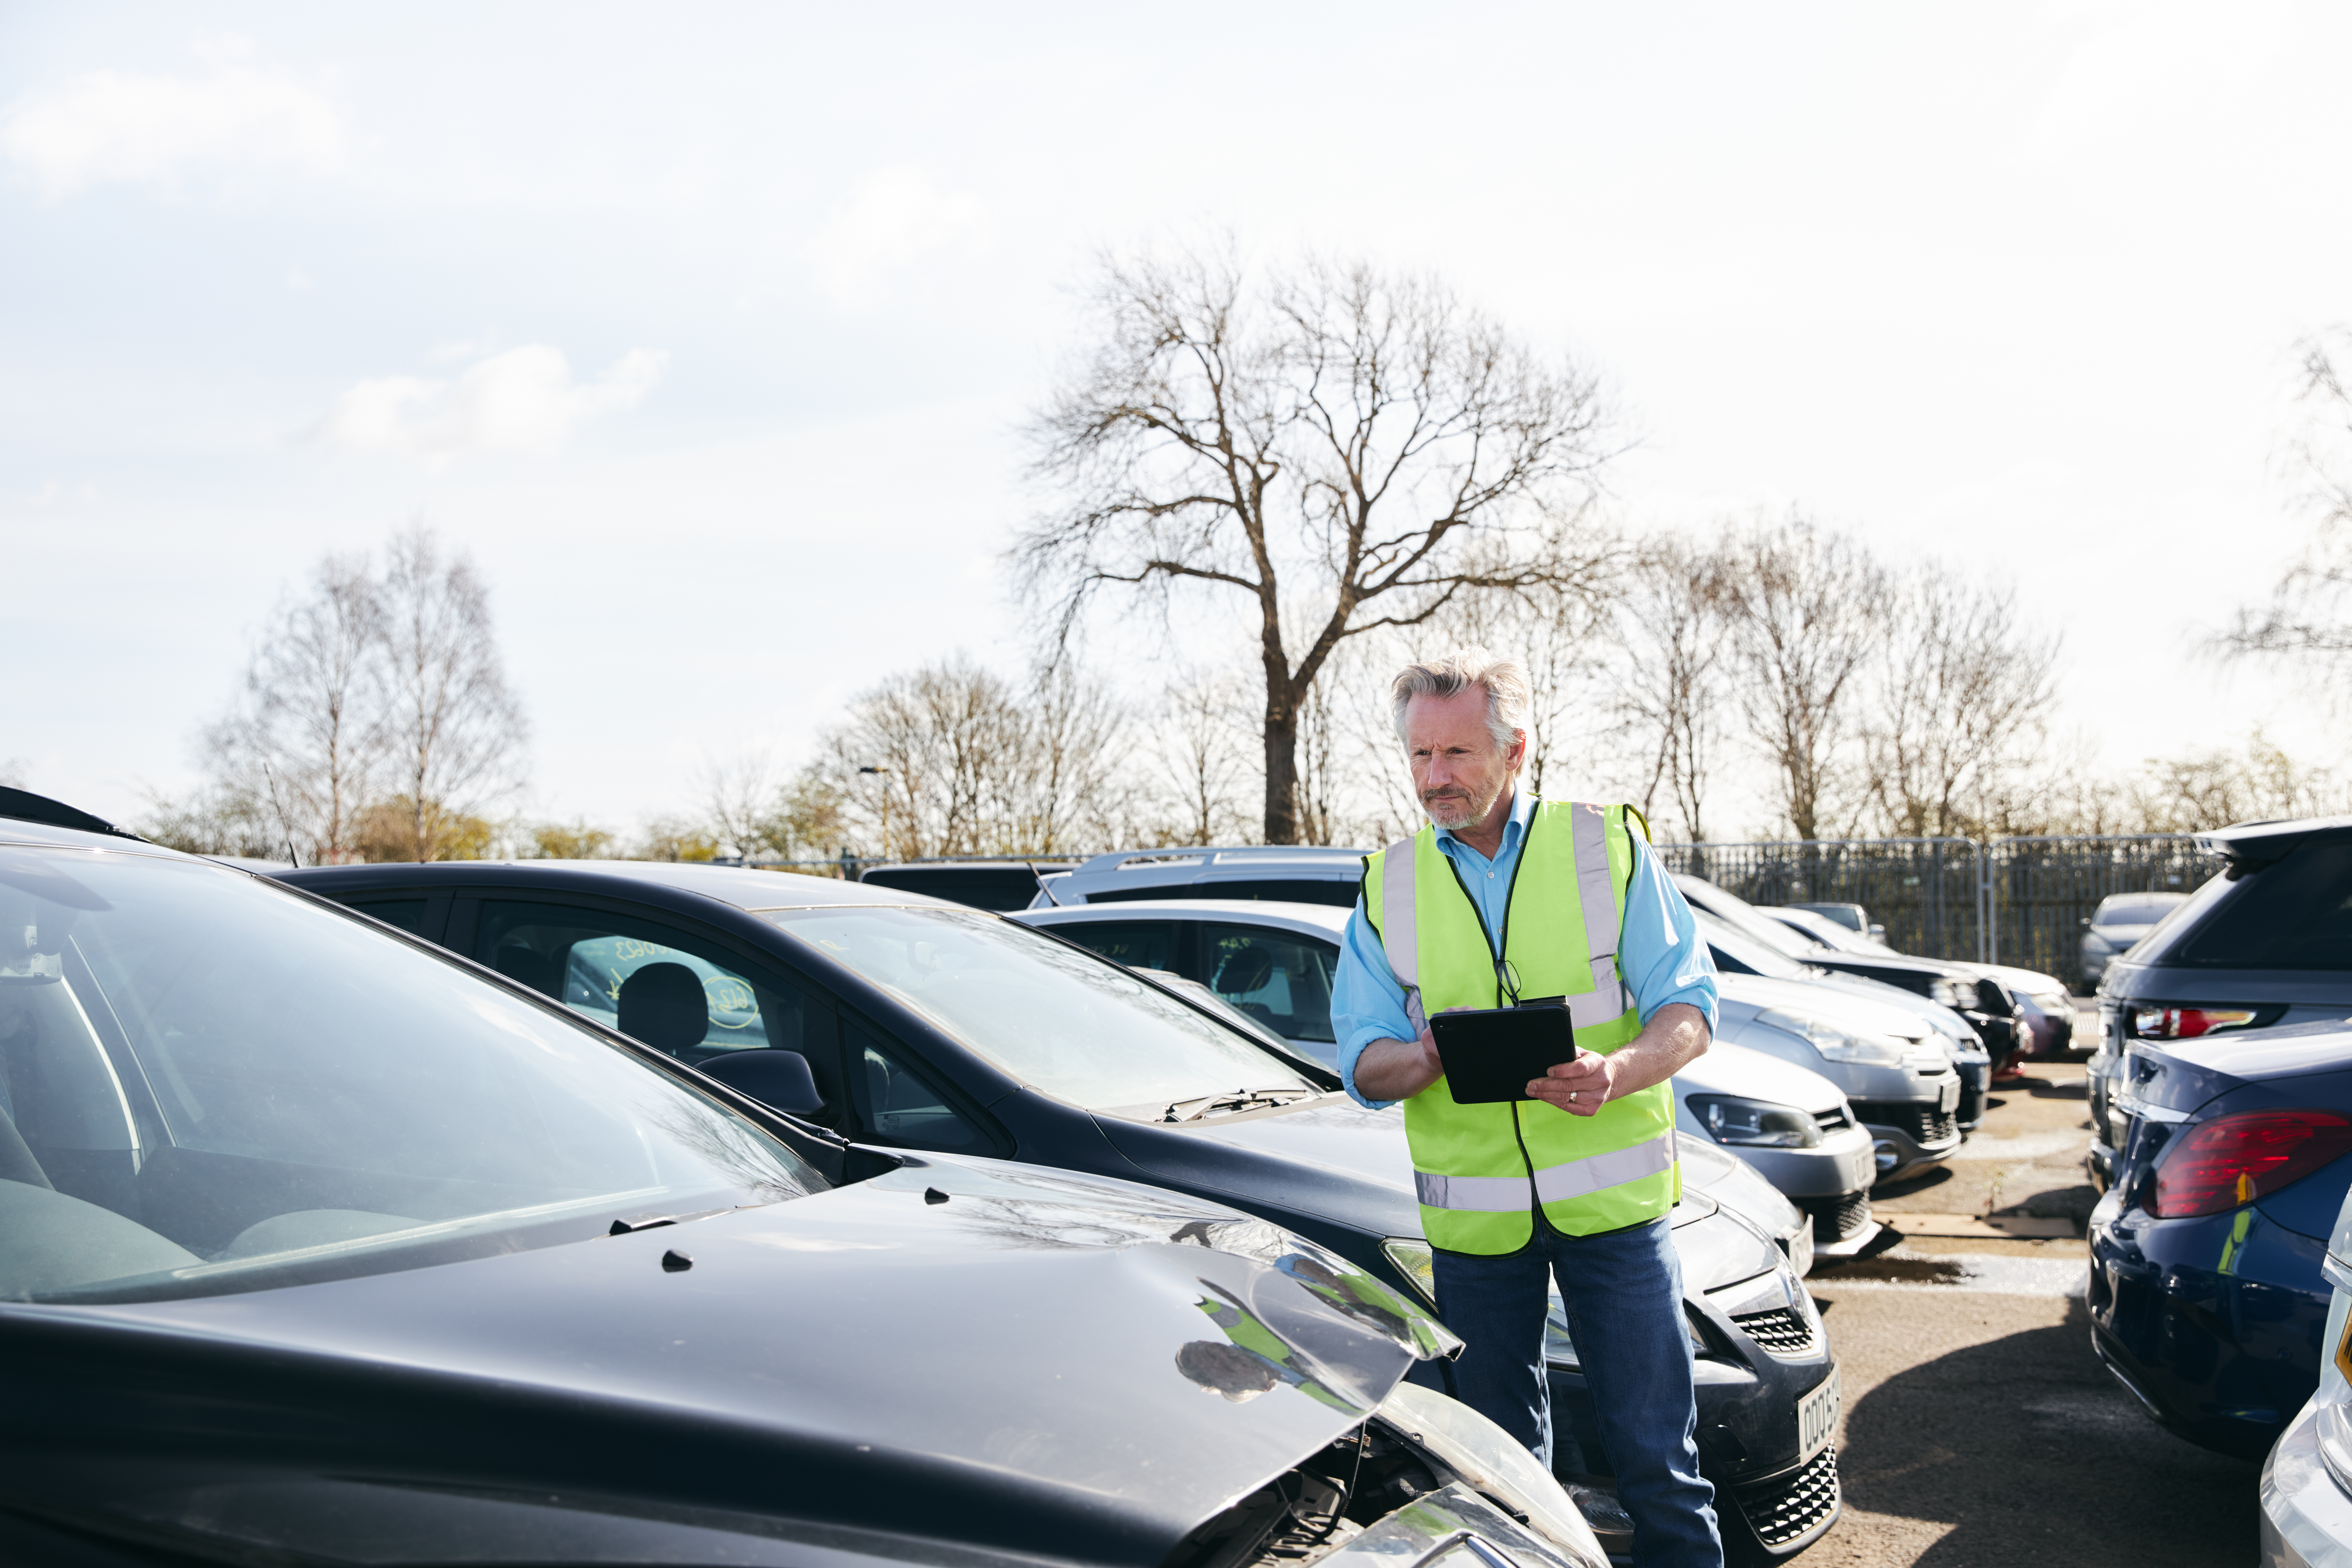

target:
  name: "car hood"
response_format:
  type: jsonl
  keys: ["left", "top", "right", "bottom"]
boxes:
{"left": 1677, "top": 1038, "right": 1847, "bottom": 1114}
{"left": 1978, "top": 963, "right": 2066, "bottom": 997}
{"left": 1716, "top": 971, "right": 1935, "bottom": 1043}
{"left": 1118, "top": 1097, "right": 1782, "bottom": 1294}
{"left": 1, "top": 1158, "right": 1451, "bottom": 1568}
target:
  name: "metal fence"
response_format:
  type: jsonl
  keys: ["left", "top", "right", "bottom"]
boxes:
{"left": 1652, "top": 833, "right": 2216, "bottom": 991}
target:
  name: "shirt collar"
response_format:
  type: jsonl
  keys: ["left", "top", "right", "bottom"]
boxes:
{"left": 1433, "top": 783, "right": 1534, "bottom": 853}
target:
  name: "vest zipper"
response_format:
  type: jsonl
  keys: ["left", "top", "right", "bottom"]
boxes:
{"left": 1438, "top": 827, "right": 1537, "bottom": 1204}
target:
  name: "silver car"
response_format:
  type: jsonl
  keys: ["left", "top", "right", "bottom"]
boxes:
{"left": 2261, "top": 1177, "right": 2352, "bottom": 1566}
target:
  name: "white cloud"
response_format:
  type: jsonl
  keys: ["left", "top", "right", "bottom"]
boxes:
{"left": 314, "top": 345, "right": 668, "bottom": 464}
{"left": 804, "top": 165, "right": 986, "bottom": 306}
{"left": 1, "top": 45, "right": 343, "bottom": 198}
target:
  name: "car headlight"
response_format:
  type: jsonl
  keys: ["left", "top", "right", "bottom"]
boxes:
{"left": 1376, "top": 1381, "right": 1609, "bottom": 1565}
{"left": 1688, "top": 1093, "right": 1821, "bottom": 1148}
{"left": 1756, "top": 1007, "right": 1906, "bottom": 1067}
{"left": 1383, "top": 1237, "right": 1439, "bottom": 1307}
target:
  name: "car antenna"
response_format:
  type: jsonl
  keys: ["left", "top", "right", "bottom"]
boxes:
{"left": 261, "top": 764, "right": 301, "bottom": 869}
{"left": 1031, "top": 859, "right": 1064, "bottom": 907}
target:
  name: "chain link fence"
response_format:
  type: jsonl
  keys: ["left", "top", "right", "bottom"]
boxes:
{"left": 1653, "top": 833, "right": 2216, "bottom": 991}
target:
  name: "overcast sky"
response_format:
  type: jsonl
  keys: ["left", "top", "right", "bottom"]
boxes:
{"left": 3, "top": 1, "right": 2345, "bottom": 834}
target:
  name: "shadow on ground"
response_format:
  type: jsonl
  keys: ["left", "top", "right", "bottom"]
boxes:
{"left": 1836, "top": 1298, "right": 2258, "bottom": 1567}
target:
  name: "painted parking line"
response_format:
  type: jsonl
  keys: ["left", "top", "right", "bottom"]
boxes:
{"left": 1812, "top": 1254, "right": 2089, "bottom": 1297}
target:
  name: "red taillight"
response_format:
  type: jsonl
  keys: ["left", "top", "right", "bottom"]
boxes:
{"left": 2149, "top": 1110, "right": 2352, "bottom": 1218}
{"left": 2133, "top": 1007, "right": 2259, "bottom": 1040}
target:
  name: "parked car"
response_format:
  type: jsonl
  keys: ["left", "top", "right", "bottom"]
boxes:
{"left": 2080, "top": 889, "right": 2193, "bottom": 989}
{"left": 273, "top": 857, "right": 1846, "bottom": 1560}
{"left": 0, "top": 800, "right": 1625, "bottom": 1568}
{"left": 1016, "top": 899, "right": 1879, "bottom": 1255}
{"left": 1037, "top": 844, "right": 1371, "bottom": 908}
{"left": 1695, "top": 916, "right": 1986, "bottom": 1155}
{"left": 1765, "top": 905, "right": 2076, "bottom": 1060}
{"left": 1676, "top": 876, "right": 2028, "bottom": 1071}
{"left": 2258, "top": 1174, "right": 2352, "bottom": 1567}
{"left": 859, "top": 859, "right": 1067, "bottom": 912}
{"left": 1787, "top": 901, "right": 1886, "bottom": 945}
{"left": 2086, "top": 1017, "right": 2352, "bottom": 1459}
{"left": 2087, "top": 817, "right": 2352, "bottom": 1194}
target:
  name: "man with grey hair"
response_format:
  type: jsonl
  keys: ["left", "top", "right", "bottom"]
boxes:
{"left": 1332, "top": 646, "right": 1724, "bottom": 1567}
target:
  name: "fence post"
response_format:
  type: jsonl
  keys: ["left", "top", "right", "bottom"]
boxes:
{"left": 1978, "top": 840, "right": 1995, "bottom": 965}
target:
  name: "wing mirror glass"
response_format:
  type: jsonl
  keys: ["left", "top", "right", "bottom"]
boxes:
{"left": 698, "top": 1049, "right": 826, "bottom": 1115}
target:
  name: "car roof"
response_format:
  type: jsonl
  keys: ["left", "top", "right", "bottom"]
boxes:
{"left": 1060, "top": 846, "right": 1373, "bottom": 875}
{"left": 279, "top": 858, "right": 960, "bottom": 912}
{"left": 1019, "top": 898, "right": 1352, "bottom": 936}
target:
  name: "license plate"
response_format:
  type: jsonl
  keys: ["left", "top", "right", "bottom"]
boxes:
{"left": 1939, "top": 1077, "right": 1961, "bottom": 1113}
{"left": 1797, "top": 1366, "right": 1842, "bottom": 1460}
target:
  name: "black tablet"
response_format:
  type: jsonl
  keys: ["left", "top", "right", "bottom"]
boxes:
{"left": 1429, "top": 1005, "right": 1580, "bottom": 1104}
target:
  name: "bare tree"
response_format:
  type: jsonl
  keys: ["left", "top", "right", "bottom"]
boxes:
{"left": 1154, "top": 666, "right": 1254, "bottom": 846}
{"left": 1018, "top": 663, "right": 1131, "bottom": 854}
{"left": 377, "top": 525, "right": 529, "bottom": 861}
{"left": 826, "top": 656, "right": 1026, "bottom": 858}
{"left": 700, "top": 749, "right": 780, "bottom": 861}
{"left": 1611, "top": 538, "right": 1726, "bottom": 842}
{"left": 2217, "top": 333, "right": 2352, "bottom": 699}
{"left": 1862, "top": 567, "right": 2060, "bottom": 838}
{"left": 1020, "top": 245, "right": 1623, "bottom": 843}
{"left": 203, "top": 552, "right": 389, "bottom": 864}
{"left": 1717, "top": 517, "right": 1887, "bottom": 841}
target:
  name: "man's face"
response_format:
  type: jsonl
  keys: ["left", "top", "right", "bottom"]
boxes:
{"left": 1403, "top": 688, "right": 1524, "bottom": 831}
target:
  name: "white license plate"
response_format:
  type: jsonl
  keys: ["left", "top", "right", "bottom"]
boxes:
{"left": 1939, "top": 1077, "right": 1961, "bottom": 1113}
{"left": 1797, "top": 1366, "right": 1842, "bottom": 1460}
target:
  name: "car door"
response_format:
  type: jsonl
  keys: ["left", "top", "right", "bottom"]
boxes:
{"left": 1197, "top": 922, "right": 1341, "bottom": 1062}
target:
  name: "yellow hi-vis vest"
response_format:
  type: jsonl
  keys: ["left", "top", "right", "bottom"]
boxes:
{"left": 1363, "top": 799, "right": 1679, "bottom": 1253}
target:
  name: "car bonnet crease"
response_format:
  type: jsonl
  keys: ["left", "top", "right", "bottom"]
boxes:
{"left": 3, "top": 1159, "right": 1449, "bottom": 1567}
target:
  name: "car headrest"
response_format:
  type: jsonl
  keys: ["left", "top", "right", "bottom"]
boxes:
{"left": 699, "top": 1049, "right": 826, "bottom": 1115}
{"left": 616, "top": 962, "right": 708, "bottom": 1053}
{"left": 1214, "top": 943, "right": 1276, "bottom": 995}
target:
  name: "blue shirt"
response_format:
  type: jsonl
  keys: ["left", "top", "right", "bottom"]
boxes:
{"left": 1333, "top": 789, "right": 1719, "bottom": 1110}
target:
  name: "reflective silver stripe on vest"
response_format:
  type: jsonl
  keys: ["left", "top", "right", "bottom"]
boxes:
{"left": 1531, "top": 1128, "right": 1676, "bottom": 1206}
{"left": 1568, "top": 803, "right": 1625, "bottom": 1027}
{"left": 1415, "top": 1128, "right": 1677, "bottom": 1213}
{"left": 1379, "top": 834, "right": 1425, "bottom": 1034}
{"left": 1414, "top": 1170, "right": 1531, "bottom": 1212}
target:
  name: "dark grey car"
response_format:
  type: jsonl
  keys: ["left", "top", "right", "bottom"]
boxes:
{"left": 2079, "top": 890, "right": 2191, "bottom": 989}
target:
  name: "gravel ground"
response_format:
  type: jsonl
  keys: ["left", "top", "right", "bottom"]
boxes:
{"left": 1787, "top": 1038, "right": 2265, "bottom": 1566}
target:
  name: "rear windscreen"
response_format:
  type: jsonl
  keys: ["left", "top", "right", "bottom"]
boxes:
{"left": 858, "top": 868, "right": 1042, "bottom": 912}
{"left": 2139, "top": 847, "right": 2352, "bottom": 970}
{"left": 1087, "top": 878, "right": 1360, "bottom": 909}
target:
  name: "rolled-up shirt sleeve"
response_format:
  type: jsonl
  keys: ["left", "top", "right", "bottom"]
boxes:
{"left": 1333, "top": 900, "right": 1414, "bottom": 1111}
{"left": 1620, "top": 834, "right": 1718, "bottom": 1031}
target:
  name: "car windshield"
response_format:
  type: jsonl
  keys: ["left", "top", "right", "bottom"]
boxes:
{"left": 763, "top": 905, "right": 1315, "bottom": 1115}
{"left": 0, "top": 845, "right": 823, "bottom": 1305}
{"left": 1695, "top": 911, "right": 1816, "bottom": 978}
{"left": 1686, "top": 882, "right": 1826, "bottom": 958}
{"left": 2095, "top": 894, "right": 2187, "bottom": 927}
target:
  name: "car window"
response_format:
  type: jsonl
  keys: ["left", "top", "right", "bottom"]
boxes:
{"left": 1051, "top": 919, "right": 1179, "bottom": 973}
{"left": 1203, "top": 924, "right": 1338, "bottom": 1043}
{"left": 1683, "top": 882, "right": 1822, "bottom": 956}
{"left": 2148, "top": 850, "right": 2352, "bottom": 970}
{"left": 845, "top": 1019, "right": 990, "bottom": 1153}
{"left": 764, "top": 905, "right": 1312, "bottom": 1116}
{"left": 2094, "top": 894, "right": 2187, "bottom": 927}
{"left": 344, "top": 897, "right": 432, "bottom": 936}
{"left": 475, "top": 901, "right": 808, "bottom": 1060}
{"left": 0, "top": 847, "right": 822, "bottom": 1306}
{"left": 1694, "top": 912, "right": 1810, "bottom": 978}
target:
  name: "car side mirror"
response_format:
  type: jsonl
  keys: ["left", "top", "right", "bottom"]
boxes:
{"left": 699, "top": 1049, "right": 826, "bottom": 1115}
{"left": 2079, "top": 917, "right": 2091, "bottom": 927}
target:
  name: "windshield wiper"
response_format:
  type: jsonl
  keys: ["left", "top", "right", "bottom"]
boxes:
{"left": 1159, "top": 1087, "right": 1317, "bottom": 1123}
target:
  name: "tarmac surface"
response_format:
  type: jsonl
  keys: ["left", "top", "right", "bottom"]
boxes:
{"left": 1791, "top": 1029, "right": 2264, "bottom": 1566}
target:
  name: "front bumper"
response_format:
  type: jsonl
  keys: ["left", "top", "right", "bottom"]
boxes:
{"left": 1850, "top": 1100, "right": 1963, "bottom": 1182}
{"left": 1726, "top": 1128, "right": 1877, "bottom": 1203}
{"left": 2263, "top": 1392, "right": 2352, "bottom": 1568}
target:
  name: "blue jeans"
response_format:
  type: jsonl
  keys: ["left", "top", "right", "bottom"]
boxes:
{"left": 1432, "top": 1217, "right": 1722, "bottom": 1568}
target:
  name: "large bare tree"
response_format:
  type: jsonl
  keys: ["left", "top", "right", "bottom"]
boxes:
{"left": 1613, "top": 537, "right": 1726, "bottom": 842}
{"left": 378, "top": 526, "right": 528, "bottom": 861}
{"left": 1718, "top": 518, "right": 1887, "bottom": 841}
{"left": 1862, "top": 567, "right": 2059, "bottom": 838}
{"left": 1019, "top": 246, "right": 1621, "bottom": 842}
{"left": 203, "top": 552, "right": 388, "bottom": 864}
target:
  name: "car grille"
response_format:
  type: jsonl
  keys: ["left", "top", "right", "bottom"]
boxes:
{"left": 1732, "top": 1305, "right": 1820, "bottom": 1358}
{"left": 1853, "top": 1102, "right": 1959, "bottom": 1147}
{"left": 1734, "top": 1444, "right": 1842, "bottom": 1549}
{"left": 1798, "top": 1190, "right": 1872, "bottom": 1242}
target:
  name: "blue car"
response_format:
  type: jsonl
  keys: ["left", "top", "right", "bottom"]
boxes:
{"left": 2086, "top": 1019, "right": 2352, "bottom": 1457}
